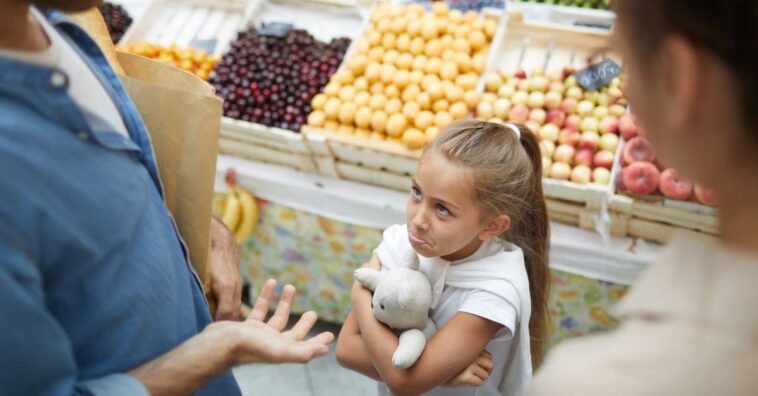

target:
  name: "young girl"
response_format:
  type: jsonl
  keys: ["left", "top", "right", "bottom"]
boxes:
{"left": 336, "top": 120, "right": 550, "bottom": 396}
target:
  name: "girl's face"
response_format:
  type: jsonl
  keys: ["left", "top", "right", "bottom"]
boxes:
{"left": 407, "top": 151, "right": 506, "bottom": 261}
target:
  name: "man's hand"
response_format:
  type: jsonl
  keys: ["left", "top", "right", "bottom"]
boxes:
{"left": 209, "top": 217, "right": 242, "bottom": 321}
{"left": 444, "top": 350, "right": 494, "bottom": 387}
{"left": 232, "top": 279, "right": 334, "bottom": 364}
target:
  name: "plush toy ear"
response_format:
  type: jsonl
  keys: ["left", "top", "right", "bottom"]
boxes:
{"left": 354, "top": 268, "right": 382, "bottom": 291}
{"left": 400, "top": 248, "right": 420, "bottom": 271}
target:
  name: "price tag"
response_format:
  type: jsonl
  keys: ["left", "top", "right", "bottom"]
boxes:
{"left": 191, "top": 38, "right": 217, "bottom": 54}
{"left": 575, "top": 58, "right": 623, "bottom": 91}
{"left": 260, "top": 22, "right": 294, "bottom": 38}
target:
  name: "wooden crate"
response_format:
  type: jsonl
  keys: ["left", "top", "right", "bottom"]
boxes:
{"left": 609, "top": 194, "right": 719, "bottom": 243}
{"left": 124, "top": 0, "right": 368, "bottom": 171}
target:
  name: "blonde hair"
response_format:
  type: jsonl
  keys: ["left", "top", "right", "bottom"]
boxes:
{"left": 428, "top": 120, "right": 551, "bottom": 369}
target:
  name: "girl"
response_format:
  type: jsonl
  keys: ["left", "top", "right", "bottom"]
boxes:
{"left": 336, "top": 120, "right": 550, "bottom": 396}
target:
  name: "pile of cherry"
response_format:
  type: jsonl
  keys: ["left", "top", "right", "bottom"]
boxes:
{"left": 209, "top": 27, "right": 351, "bottom": 132}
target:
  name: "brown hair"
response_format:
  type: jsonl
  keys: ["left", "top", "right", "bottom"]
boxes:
{"left": 428, "top": 120, "right": 551, "bottom": 370}
{"left": 614, "top": 0, "right": 758, "bottom": 134}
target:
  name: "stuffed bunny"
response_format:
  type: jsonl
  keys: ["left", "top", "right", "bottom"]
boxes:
{"left": 354, "top": 249, "right": 437, "bottom": 369}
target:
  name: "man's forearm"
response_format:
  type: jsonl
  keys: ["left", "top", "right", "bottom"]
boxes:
{"left": 128, "top": 322, "right": 238, "bottom": 396}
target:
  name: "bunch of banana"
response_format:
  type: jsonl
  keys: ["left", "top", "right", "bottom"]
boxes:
{"left": 220, "top": 170, "right": 259, "bottom": 243}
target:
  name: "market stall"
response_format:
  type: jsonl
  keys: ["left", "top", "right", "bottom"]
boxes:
{"left": 105, "top": 0, "right": 717, "bottom": 347}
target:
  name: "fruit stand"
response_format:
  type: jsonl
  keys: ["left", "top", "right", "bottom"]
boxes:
{"left": 109, "top": 0, "right": 719, "bottom": 346}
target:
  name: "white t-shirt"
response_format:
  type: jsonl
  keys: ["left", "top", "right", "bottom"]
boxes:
{"left": 0, "top": 9, "right": 129, "bottom": 137}
{"left": 376, "top": 225, "right": 528, "bottom": 396}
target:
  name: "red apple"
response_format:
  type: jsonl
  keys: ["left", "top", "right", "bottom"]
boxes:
{"left": 546, "top": 109, "right": 566, "bottom": 127}
{"left": 561, "top": 97, "right": 578, "bottom": 114}
{"left": 624, "top": 162, "right": 661, "bottom": 195}
{"left": 564, "top": 114, "right": 581, "bottom": 131}
{"left": 694, "top": 183, "right": 717, "bottom": 206}
{"left": 579, "top": 131, "right": 600, "bottom": 151}
{"left": 514, "top": 69, "right": 527, "bottom": 79}
{"left": 553, "top": 144, "right": 576, "bottom": 164}
{"left": 619, "top": 114, "right": 639, "bottom": 140}
{"left": 660, "top": 169, "right": 694, "bottom": 201}
{"left": 509, "top": 105, "right": 529, "bottom": 123}
{"left": 593, "top": 150, "right": 616, "bottom": 169}
{"left": 622, "top": 136, "right": 656, "bottom": 165}
{"left": 571, "top": 165, "right": 592, "bottom": 185}
{"left": 574, "top": 148, "right": 594, "bottom": 167}
{"left": 559, "top": 128, "right": 581, "bottom": 147}
{"left": 599, "top": 116, "right": 619, "bottom": 134}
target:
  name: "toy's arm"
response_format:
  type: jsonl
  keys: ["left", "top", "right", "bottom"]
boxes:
{"left": 335, "top": 311, "right": 382, "bottom": 381}
{"left": 352, "top": 283, "right": 501, "bottom": 396}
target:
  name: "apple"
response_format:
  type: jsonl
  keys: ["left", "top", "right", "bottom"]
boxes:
{"left": 531, "top": 76, "right": 549, "bottom": 92}
{"left": 609, "top": 104, "right": 626, "bottom": 118}
{"left": 580, "top": 116, "right": 600, "bottom": 133}
{"left": 512, "top": 91, "right": 529, "bottom": 106}
{"left": 517, "top": 79, "right": 530, "bottom": 91}
{"left": 592, "top": 167, "right": 611, "bottom": 185}
{"left": 546, "top": 109, "right": 566, "bottom": 127}
{"left": 574, "top": 148, "right": 594, "bottom": 167}
{"left": 559, "top": 128, "right": 581, "bottom": 147}
{"left": 599, "top": 116, "right": 619, "bottom": 134}
{"left": 477, "top": 101, "right": 494, "bottom": 119}
{"left": 564, "top": 74, "right": 578, "bottom": 88}
{"left": 509, "top": 105, "right": 530, "bottom": 123}
{"left": 514, "top": 69, "right": 527, "bottom": 79}
{"left": 571, "top": 165, "right": 592, "bottom": 185}
{"left": 607, "top": 86, "right": 623, "bottom": 101}
{"left": 561, "top": 97, "right": 578, "bottom": 114}
{"left": 592, "top": 105, "right": 609, "bottom": 119}
{"left": 542, "top": 157, "right": 553, "bottom": 176}
{"left": 485, "top": 73, "right": 503, "bottom": 92}
{"left": 598, "top": 133, "right": 620, "bottom": 153}
{"left": 564, "top": 114, "right": 581, "bottom": 131}
{"left": 577, "top": 100, "right": 595, "bottom": 117}
{"left": 539, "top": 140, "right": 556, "bottom": 158}
{"left": 529, "top": 108, "right": 547, "bottom": 124}
{"left": 593, "top": 150, "right": 616, "bottom": 170}
{"left": 498, "top": 84, "right": 515, "bottom": 99}
{"left": 549, "top": 162, "right": 572, "bottom": 180}
{"left": 566, "top": 86, "right": 583, "bottom": 100}
{"left": 619, "top": 114, "right": 639, "bottom": 140}
{"left": 553, "top": 144, "right": 576, "bottom": 164}
{"left": 545, "top": 91, "right": 563, "bottom": 110}
{"left": 493, "top": 98, "right": 512, "bottom": 119}
{"left": 579, "top": 131, "right": 600, "bottom": 151}
{"left": 548, "top": 81, "right": 565, "bottom": 93}
{"left": 528, "top": 91, "right": 546, "bottom": 108}
{"left": 694, "top": 183, "right": 717, "bottom": 206}
{"left": 539, "top": 123, "right": 560, "bottom": 143}
{"left": 525, "top": 120, "right": 542, "bottom": 134}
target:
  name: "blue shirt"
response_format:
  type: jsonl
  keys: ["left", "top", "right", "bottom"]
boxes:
{"left": 0, "top": 10, "right": 241, "bottom": 396}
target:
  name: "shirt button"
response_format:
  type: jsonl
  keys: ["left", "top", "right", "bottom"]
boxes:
{"left": 50, "top": 72, "right": 66, "bottom": 88}
{"left": 76, "top": 130, "right": 88, "bottom": 140}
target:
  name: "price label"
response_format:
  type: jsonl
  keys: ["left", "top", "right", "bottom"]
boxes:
{"left": 260, "top": 22, "right": 294, "bottom": 38}
{"left": 575, "top": 58, "right": 623, "bottom": 91}
{"left": 191, "top": 38, "right": 217, "bottom": 54}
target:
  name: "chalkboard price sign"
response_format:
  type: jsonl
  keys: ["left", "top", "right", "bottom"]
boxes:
{"left": 260, "top": 22, "right": 294, "bottom": 38}
{"left": 575, "top": 58, "right": 623, "bottom": 91}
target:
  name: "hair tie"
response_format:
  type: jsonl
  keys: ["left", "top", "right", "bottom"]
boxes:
{"left": 504, "top": 123, "right": 521, "bottom": 140}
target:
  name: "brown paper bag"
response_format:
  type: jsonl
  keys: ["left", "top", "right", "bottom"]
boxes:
{"left": 68, "top": 9, "right": 222, "bottom": 307}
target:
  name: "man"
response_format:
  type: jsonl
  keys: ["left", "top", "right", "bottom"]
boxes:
{"left": 528, "top": 1, "right": 758, "bottom": 395}
{"left": 0, "top": 0, "right": 333, "bottom": 394}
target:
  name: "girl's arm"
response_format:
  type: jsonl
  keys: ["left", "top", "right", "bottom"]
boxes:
{"left": 335, "top": 311, "right": 382, "bottom": 381}
{"left": 352, "top": 283, "right": 502, "bottom": 396}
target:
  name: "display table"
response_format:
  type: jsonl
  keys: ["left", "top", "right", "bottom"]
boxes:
{"left": 216, "top": 155, "right": 661, "bottom": 346}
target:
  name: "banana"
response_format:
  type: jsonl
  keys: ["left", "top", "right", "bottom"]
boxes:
{"left": 234, "top": 186, "right": 259, "bottom": 243}
{"left": 221, "top": 188, "right": 241, "bottom": 232}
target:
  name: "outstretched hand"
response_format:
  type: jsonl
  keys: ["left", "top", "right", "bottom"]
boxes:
{"left": 232, "top": 279, "right": 335, "bottom": 365}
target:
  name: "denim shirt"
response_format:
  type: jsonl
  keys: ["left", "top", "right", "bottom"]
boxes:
{"left": 0, "top": 10, "right": 240, "bottom": 396}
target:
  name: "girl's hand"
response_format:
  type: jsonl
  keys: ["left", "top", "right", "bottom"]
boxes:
{"left": 444, "top": 350, "right": 494, "bottom": 387}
